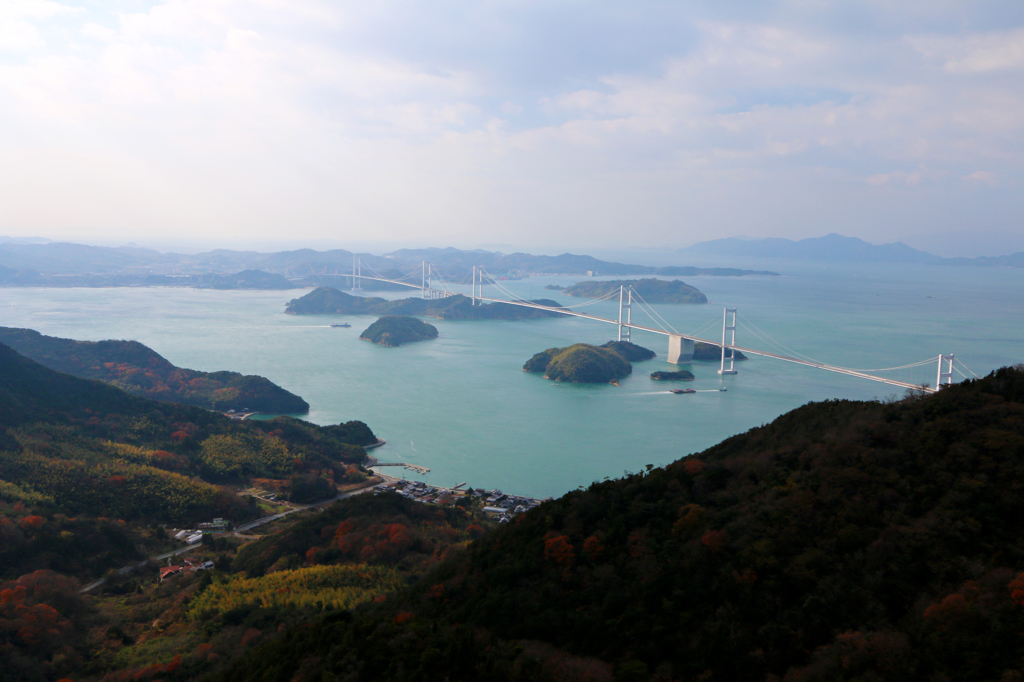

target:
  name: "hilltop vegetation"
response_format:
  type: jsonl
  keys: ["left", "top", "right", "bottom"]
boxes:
{"left": 650, "top": 369, "right": 695, "bottom": 381}
{"left": 0, "top": 327, "right": 309, "bottom": 414}
{"left": 601, "top": 340, "right": 657, "bottom": 361}
{"left": 359, "top": 316, "right": 438, "bottom": 347}
{"left": 562, "top": 278, "right": 708, "bottom": 304}
{"left": 524, "top": 343, "right": 633, "bottom": 383}
{"left": 216, "top": 365, "right": 1024, "bottom": 682}
{"left": 694, "top": 340, "right": 747, "bottom": 361}
{"left": 524, "top": 341, "right": 653, "bottom": 383}
{"left": 286, "top": 288, "right": 565, "bottom": 320}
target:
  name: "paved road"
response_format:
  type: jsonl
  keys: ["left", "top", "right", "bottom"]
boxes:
{"left": 79, "top": 485, "right": 377, "bottom": 593}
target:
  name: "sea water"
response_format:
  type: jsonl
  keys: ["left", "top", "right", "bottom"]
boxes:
{"left": 1, "top": 260, "right": 1021, "bottom": 498}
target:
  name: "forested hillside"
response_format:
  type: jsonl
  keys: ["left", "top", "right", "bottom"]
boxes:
{"left": 217, "top": 366, "right": 1024, "bottom": 682}
{"left": 0, "top": 341, "right": 374, "bottom": 526}
{"left": 0, "top": 327, "right": 309, "bottom": 414}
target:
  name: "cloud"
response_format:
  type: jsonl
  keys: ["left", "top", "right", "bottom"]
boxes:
{"left": 911, "top": 28, "right": 1024, "bottom": 74}
{"left": 0, "top": 1, "right": 1021, "bottom": 248}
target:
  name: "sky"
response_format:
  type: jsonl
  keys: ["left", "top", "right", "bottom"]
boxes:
{"left": 1, "top": 0, "right": 1022, "bottom": 256}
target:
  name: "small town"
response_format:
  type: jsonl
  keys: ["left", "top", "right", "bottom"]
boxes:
{"left": 373, "top": 478, "right": 547, "bottom": 523}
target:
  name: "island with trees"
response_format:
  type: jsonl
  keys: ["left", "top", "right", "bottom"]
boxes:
{"left": 561, "top": 278, "right": 708, "bottom": 304}
{"left": 286, "top": 288, "right": 565, "bottom": 320}
{"left": 693, "top": 341, "right": 747, "bottom": 361}
{"left": 523, "top": 343, "right": 635, "bottom": 383}
{"left": 650, "top": 369, "right": 695, "bottom": 381}
{"left": 0, "top": 326, "right": 309, "bottom": 414}
{"left": 359, "top": 316, "right": 439, "bottom": 347}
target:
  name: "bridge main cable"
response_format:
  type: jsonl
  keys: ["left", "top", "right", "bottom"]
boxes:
{"left": 471, "top": 294, "right": 937, "bottom": 392}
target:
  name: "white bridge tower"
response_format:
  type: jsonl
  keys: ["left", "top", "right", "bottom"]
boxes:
{"left": 351, "top": 255, "right": 362, "bottom": 293}
{"left": 719, "top": 307, "right": 738, "bottom": 375}
{"left": 936, "top": 354, "right": 955, "bottom": 389}
{"left": 617, "top": 286, "right": 632, "bottom": 342}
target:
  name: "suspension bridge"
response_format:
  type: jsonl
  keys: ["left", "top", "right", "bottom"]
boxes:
{"left": 330, "top": 256, "right": 976, "bottom": 394}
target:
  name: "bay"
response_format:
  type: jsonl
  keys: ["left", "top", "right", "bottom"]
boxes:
{"left": 1, "top": 260, "right": 1021, "bottom": 498}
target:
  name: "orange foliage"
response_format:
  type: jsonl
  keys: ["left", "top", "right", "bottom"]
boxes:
{"left": 427, "top": 583, "right": 445, "bottom": 599}
{"left": 583, "top": 535, "right": 605, "bottom": 561}
{"left": 394, "top": 611, "right": 414, "bottom": 624}
{"left": 683, "top": 459, "right": 706, "bottom": 476}
{"left": 170, "top": 431, "right": 189, "bottom": 441}
{"left": 1009, "top": 573, "right": 1024, "bottom": 606}
{"left": 700, "top": 529, "right": 729, "bottom": 554}
{"left": 544, "top": 535, "right": 576, "bottom": 579}
{"left": 19, "top": 515, "right": 46, "bottom": 531}
{"left": 305, "top": 547, "right": 321, "bottom": 564}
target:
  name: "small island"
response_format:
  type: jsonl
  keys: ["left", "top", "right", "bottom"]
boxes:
{"left": 650, "top": 370, "right": 695, "bottom": 381}
{"left": 561, "top": 278, "right": 708, "bottom": 304}
{"left": 523, "top": 343, "right": 632, "bottom": 384}
{"left": 359, "top": 316, "right": 439, "bottom": 347}
{"left": 693, "top": 341, "right": 747, "bottom": 361}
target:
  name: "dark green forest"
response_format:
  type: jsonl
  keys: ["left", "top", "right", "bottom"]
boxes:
{"left": 0, "top": 327, "right": 309, "bottom": 414}
{"left": 524, "top": 343, "right": 634, "bottom": 383}
{"left": 359, "top": 316, "right": 439, "bottom": 347}
{"left": 215, "top": 365, "right": 1024, "bottom": 682}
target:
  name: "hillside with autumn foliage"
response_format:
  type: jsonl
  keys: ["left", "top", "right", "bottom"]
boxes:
{"left": 0, "top": 326, "right": 309, "bottom": 414}
{"left": 0, "top": 340, "right": 376, "bottom": 562}
{"left": 214, "top": 366, "right": 1024, "bottom": 682}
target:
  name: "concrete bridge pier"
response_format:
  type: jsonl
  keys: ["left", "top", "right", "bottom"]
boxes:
{"left": 668, "top": 335, "right": 694, "bottom": 364}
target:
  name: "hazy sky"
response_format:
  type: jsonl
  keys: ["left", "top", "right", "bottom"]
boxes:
{"left": 1, "top": 1, "right": 1022, "bottom": 254}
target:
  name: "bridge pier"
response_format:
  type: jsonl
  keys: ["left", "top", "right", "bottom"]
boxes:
{"left": 668, "top": 336, "right": 694, "bottom": 364}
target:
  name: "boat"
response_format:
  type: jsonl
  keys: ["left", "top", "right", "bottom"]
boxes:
{"left": 670, "top": 388, "right": 696, "bottom": 394}
{"left": 330, "top": 323, "right": 351, "bottom": 328}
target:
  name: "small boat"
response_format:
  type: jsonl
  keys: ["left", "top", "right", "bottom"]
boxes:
{"left": 330, "top": 323, "right": 351, "bottom": 328}
{"left": 670, "top": 388, "right": 696, "bottom": 394}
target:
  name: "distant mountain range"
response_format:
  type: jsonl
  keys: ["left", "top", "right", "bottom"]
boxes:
{"left": 680, "top": 233, "right": 1024, "bottom": 267}
{"left": 0, "top": 241, "right": 777, "bottom": 288}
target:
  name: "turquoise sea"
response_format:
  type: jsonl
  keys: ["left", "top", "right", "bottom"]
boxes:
{"left": 2, "top": 260, "right": 1022, "bottom": 498}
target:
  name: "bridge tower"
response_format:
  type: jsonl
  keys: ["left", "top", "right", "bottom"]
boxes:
{"left": 936, "top": 354, "right": 955, "bottom": 389}
{"left": 719, "top": 307, "right": 738, "bottom": 375}
{"left": 617, "top": 286, "right": 632, "bottom": 342}
{"left": 351, "top": 255, "right": 362, "bottom": 293}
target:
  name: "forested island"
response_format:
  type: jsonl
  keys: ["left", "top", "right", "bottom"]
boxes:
{"left": 286, "top": 288, "right": 565, "bottom": 320}
{"left": 359, "top": 316, "right": 439, "bottom": 346}
{"left": 694, "top": 340, "right": 747, "bottom": 361}
{"left": 0, "top": 326, "right": 309, "bottom": 414}
{"left": 523, "top": 341, "right": 657, "bottom": 383}
{"left": 651, "top": 369, "right": 695, "bottom": 381}
{"left": 562, "top": 277, "right": 708, "bottom": 303}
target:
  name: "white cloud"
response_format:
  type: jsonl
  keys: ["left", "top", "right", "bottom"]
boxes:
{"left": 911, "top": 28, "right": 1024, "bottom": 74}
{"left": 0, "top": 1, "right": 1021, "bottom": 247}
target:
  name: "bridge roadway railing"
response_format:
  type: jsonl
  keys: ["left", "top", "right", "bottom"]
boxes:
{"left": 474, "top": 296, "right": 935, "bottom": 393}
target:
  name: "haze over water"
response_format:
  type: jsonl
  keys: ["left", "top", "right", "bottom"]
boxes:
{"left": 2, "top": 260, "right": 1021, "bottom": 498}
